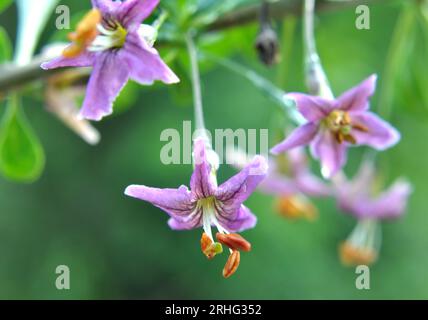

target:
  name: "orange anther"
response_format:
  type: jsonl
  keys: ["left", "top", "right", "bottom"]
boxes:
{"left": 223, "top": 250, "right": 240, "bottom": 278}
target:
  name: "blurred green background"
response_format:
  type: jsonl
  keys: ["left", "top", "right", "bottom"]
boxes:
{"left": 0, "top": 0, "right": 427, "bottom": 299}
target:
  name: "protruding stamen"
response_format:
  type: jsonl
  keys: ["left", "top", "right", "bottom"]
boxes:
{"left": 339, "top": 242, "right": 377, "bottom": 266}
{"left": 63, "top": 9, "right": 101, "bottom": 58}
{"left": 276, "top": 195, "right": 318, "bottom": 221}
{"left": 339, "top": 219, "right": 380, "bottom": 266}
{"left": 335, "top": 131, "right": 344, "bottom": 144}
{"left": 352, "top": 123, "right": 369, "bottom": 133}
{"left": 201, "top": 233, "right": 223, "bottom": 260}
{"left": 344, "top": 134, "right": 357, "bottom": 144}
{"left": 223, "top": 250, "right": 241, "bottom": 278}
{"left": 216, "top": 233, "right": 252, "bottom": 252}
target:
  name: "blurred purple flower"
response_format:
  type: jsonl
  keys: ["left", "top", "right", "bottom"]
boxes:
{"left": 335, "top": 160, "right": 413, "bottom": 266}
{"left": 125, "top": 139, "right": 267, "bottom": 275}
{"left": 260, "top": 148, "right": 330, "bottom": 198}
{"left": 41, "top": 0, "right": 179, "bottom": 121}
{"left": 229, "top": 147, "right": 330, "bottom": 221}
{"left": 336, "top": 160, "right": 412, "bottom": 220}
{"left": 271, "top": 75, "right": 400, "bottom": 178}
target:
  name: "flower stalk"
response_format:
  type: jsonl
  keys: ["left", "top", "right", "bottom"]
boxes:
{"left": 186, "top": 31, "right": 207, "bottom": 134}
{"left": 303, "top": 0, "right": 334, "bottom": 99}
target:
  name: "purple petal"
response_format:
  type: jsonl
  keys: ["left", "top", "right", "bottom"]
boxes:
{"left": 115, "top": 0, "right": 159, "bottom": 31}
{"left": 336, "top": 74, "right": 377, "bottom": 112}
{"left": 41, "top": 51, "right": 94, "bottom": 70}
{"left": 339, "top": 160, "right": 376, "bottom": 199}
{"left": 286, "top": 93, "right": 334, "bottom": 121}
{"left": 216, "top": 155, "right": 268, "bottom": 210}
{"left": 288, "top": 147, "right": 314, "bottom": 177}
{"left": 310, "top": 130, "right": 347, "bottom": 179}
{"left": 271, "top": 123, "right": 318, "bottom": 155}
{"left": 92, "top": 0, "right": 118, "bottom": 11}
{"left": 125, "top": 184, "right": 196, "bottom": 221}
{"left": 295, "top": 173, "right": 331, "bottom": 197}
{"left": 367, "top": 180, "right": 412, "bottom": 219}
{"left": 339, "top": 180, "right": 412, "bottom": 220}
{"left": 79, "top": 52, "right": 130, "bottom": 121}
{"left": 216, "top": 205, "right": 257, "bottom": 233}
{"left": 190, "top": 139, "right": 216, "bottom": 199}
{"left": 351, "top": 112, "right": 400, "bottom": 150}
{"left": 124, "top": 33, "right": 179, "bottom": 85}
{"left": 167, "top": 215, "right": 203, "bottom": 231}
{"left": 258, "top": 174, "right": 299, "bottom": 196}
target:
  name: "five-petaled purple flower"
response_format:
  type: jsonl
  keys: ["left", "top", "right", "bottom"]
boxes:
{"left": 42, "top": 0, "right": 179, "bottom": 121}
{"left": 125, "top": 139, "right": 268, "bottom": 277}
{"left": 334, "top": 160, "right": 412, "bottom": 266}
{"left": 271, "top": 75, "right": 400, "bottom": 178}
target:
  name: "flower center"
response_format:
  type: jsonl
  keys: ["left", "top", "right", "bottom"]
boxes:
{"left": 324, "top": 110, "right": 369, "bottom": 145}
{"left": 88, "top": 20, "right": 128, "bottom": 52}
{"left": 62, "top": 9, "right": 128, "bottom": 58}
{"left": 197, "top": 196, "right": 226, "bottom": 240}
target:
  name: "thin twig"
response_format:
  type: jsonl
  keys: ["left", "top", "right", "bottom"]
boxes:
{"left": 208, "top": 0, "right": 385, "bottom": 31}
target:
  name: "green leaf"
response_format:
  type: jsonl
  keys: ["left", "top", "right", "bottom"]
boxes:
{"left": 0, "top": 26, "right": 12, "bottom": 63}
{"left": 0, "top": 94, "right": 45, "bottom": 182}
{"left": 0, "top": 0, "right": 13, "bottom": 14}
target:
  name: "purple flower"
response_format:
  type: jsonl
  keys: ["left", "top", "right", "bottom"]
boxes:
{"left": 260, "top": 148, "right": 331, "bottom": 198}
{"left": 125, "top": 139, "right": 268, "bottom": 277}
{"left": 335, "top": 161, "right": 413, "bottom": 266}
{"left": 271, "top": 75, "right": 400, "bottom": 178}
{"left": 336, "top": 161, "right": 412, "bottom": 220}
{"left": 229, "top": 148, "right": 330, "bottom": 221}
{"left": 41, "top": 0, "right": 179, "bottom": 121}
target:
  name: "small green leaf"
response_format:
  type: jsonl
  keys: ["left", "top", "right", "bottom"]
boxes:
{"left": 0, "top": 0, "right": 13, "bottom": 14}
{"left": 0, "top": 26, "right": 12, "bottom": 63}
{"left": 0, "top": 94, "right": 45, "bottom": 182}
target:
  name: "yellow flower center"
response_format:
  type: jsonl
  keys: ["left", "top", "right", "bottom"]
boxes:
{"left": 323, "top": 110, "right": 369, "bottom": 145}
{"left": 62, "top": 9, "right": 128, "bottom": 58}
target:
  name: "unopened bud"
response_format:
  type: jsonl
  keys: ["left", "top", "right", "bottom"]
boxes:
{"left": 255, "top": 27, "right": 280, "bottom": 66}
{"left": 216, "top": 233, "right": 251, "bottom": 252}
{"left": 223, "top": 250, "right": 240, "bottom": 279}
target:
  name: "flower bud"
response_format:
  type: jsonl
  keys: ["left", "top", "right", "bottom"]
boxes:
{"left": 255, "top": 26, "right": 280, "bottom": 66}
